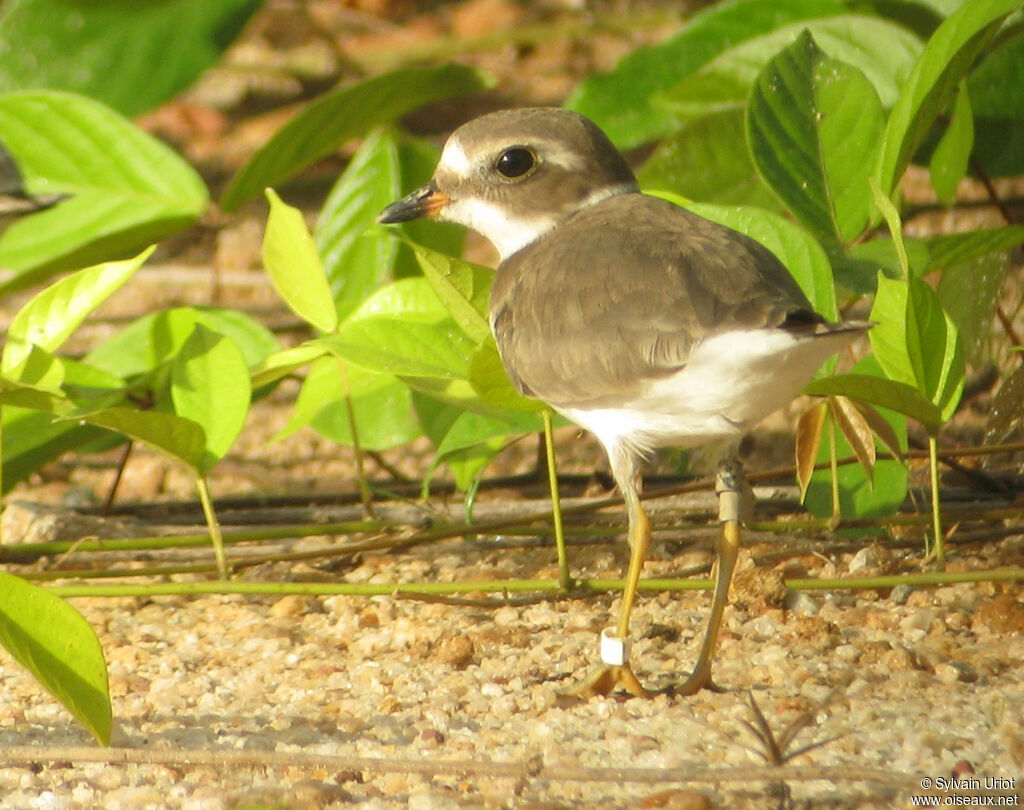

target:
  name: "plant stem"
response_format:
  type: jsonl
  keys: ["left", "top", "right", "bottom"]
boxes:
{"left": 543, "top": 409, "right": 572, "bottom": 590}
{"left": 828, "top": 410, "right": 841, "bottom": 528}
{"left": 195, "top": 474, "right": 228, "bottom": 579}
{"left": 929, "top": 434, "right": 945, "bottom": 566}
{"left": 339, "top": 358, "right": 374, "bottom": 518}
{"left": 43, "top": 567, "right": 1024, "bottom": 599}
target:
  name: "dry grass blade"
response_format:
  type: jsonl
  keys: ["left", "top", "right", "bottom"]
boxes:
{"left": 738, "top": 691, "right": 846, "bottom": 766}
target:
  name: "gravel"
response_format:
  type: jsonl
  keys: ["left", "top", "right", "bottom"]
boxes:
{"left": 1, "top": 515, "right": 1022, "bottom": 809}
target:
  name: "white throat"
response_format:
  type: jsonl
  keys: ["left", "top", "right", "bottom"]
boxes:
{"left": 439, "top": 183, "right": 636, "bottom": 262}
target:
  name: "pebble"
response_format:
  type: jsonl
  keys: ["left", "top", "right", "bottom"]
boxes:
{"left": 890, "top": 583, "right": 913, "bottom": 604}
{"left": 785, "top": 590, "right": 822, "bottom": 616}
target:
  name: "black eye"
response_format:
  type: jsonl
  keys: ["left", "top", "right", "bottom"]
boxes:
{"left": 495, "top": 148, "right": 535, "bottom": 179}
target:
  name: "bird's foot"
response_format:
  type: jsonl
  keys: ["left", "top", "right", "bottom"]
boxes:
{"left": 562, "top": 664, "right": 654, "bottom": 700}
{"left": 663, "top": 661, "right": 725, "bottom": 697}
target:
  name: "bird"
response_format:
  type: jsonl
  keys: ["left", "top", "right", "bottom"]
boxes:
{"left": 379, "top": 107, "right": 868, "bottom": 698}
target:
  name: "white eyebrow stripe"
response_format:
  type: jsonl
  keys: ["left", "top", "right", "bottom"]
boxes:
{"left": 439, "top": 138, "right": 472, "bottom": 177}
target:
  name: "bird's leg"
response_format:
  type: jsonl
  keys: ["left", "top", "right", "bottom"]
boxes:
{"left": 669, "top": 458, "right": 749, "bottom": 696}
{"left": 566, "top": 460, "right": 654, "bottom": 699}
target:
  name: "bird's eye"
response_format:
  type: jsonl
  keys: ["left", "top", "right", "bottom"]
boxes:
{"left": 495, "top": 148, "right": 536, "bottom": 179}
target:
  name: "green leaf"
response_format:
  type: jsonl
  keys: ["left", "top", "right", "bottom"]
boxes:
{"left": 276, "top": 356, "right": 420, "bottom": 451}
{"left": 657, "top": 16, "right": 921, "bottom": 121}
{"left": 804, "top": 357, "right": 908, "bottom": 526}
{"left": 407, "top": 241, "right": 493, "bottom": 344}
{"left": 870, "top": 273, "right": 965, "bottom": 425}
{"left": 346, "top": 276, "right": 449, "bottom": 324}
{"left": 747, "top": 29, "right": 886, "bottom": 247}
{"left": 85, "top": 306, "right": 279, "bottom": 379}
{"left": 637, "top": 109, "right": 781, "bottom": 210}
{"left": 318, "top": 318, "right": 474, "bottom": 380}
{"left": 171, "top": 324, "right": 252, "bottom": 472}
{"left": 874, "top": 0, "right": 1022, "bottom": 196}
{"left": 929, "top": 83, "right": 974, "bottom": 205}
{"left": 250, "top": 344, "right": 331, "bottom": 390}
{"left": 1, "top": 413, "right": 103, "bottom": 495}
{"left": 221, "top": 65, "right": 493, "bottom": 210}
{"left": 0, "top": 376, "right": 71, "bottom": 413}
{"left": 262, "top": 189, "right": 338, "bottom": 333}
{"left": 837, "top": 237, "right": 931, "bottom": 293}
{"left": 925, "top": 225, "right": 1024, "bottom": 269}
{"left": 469, "top": 339, "right": 545, "bottom": 412}
{"left": 434, "top": 408, "right": 543, "bottom": 459}
{"left": 315, "top": 128, "right": 403, "bottom": 320}
{"left": 936, "top": 250, "right": 1009, "bottom": 363}
{"left": 0, "top": 0, "right": 260, "bottom": 116}
{"left": 805, "top": 373, "right": 943, "bottom": 432}
{"left": 1, "top": 343, "right": 66, "bottom": 391}
{"left": 968, "top": 27, "right": 1024, "bottom": 176}
{"left": 2, "top": 247, "right": 154, "bottom": 374}
{"left": 985, "top": 362, "right": 1024, "bottom": 443}
{"left": 565, "top": 0, "right": 849, "bottom": 148}
{"left": 656, "top": 194, "right": 838, "bottom": 319}
{"left": 0, "top": 92, "right": 206, "bottom": 291}
{"left": 73, "top": 407, "right": 207, "bottom": 469}
{"left": 0, "top": 572, "right": 111, "bottom": 744}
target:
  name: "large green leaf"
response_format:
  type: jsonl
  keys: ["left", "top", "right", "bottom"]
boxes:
{"left": 637, "top": 109, "right": 780, "bottom": 210}
{"left": 968, "top": 26, "right": 1024, "bottom": 176}
{"left": 85, "top": 306, "right": 279, "bottom": 380}
{"left": 469, "top": 339, "right": 545, "bottom": 413}
{"left": 407, "top": 241, "right": 493, "bottom": 344}
{"left": 874, "top": 0, "right": 1022, "bottom": 196}
{"left": 262, "top": 189, "right": 338, "bottom": 333}
{"left": 221, "top": 65, "right": 493, "bottom": 210}
{"left": 657, "top": 16, "right": 921, "bottom": 121}
{"left": 0, "top": 92, "right": 207, "bottom": 291}
{"left": 565, "top": 0, "right": 848, "bottom": 148}
{"left": 0, "top": 0, "right": 260, "bottom": 116}
{"left": 276, "top": 355, "right": 421, "bottom": 451}
{"left": 345, "top": 276, "right": 450, "bottom": 324}
{"left": 315, "top": 128, "right": 403, "bottom": 321}
{"left": 924, "top": 225, "right": 1024, "bottom": 270}
{"left": 170, "top": 324, "right": 252, "bottom": 472}
{"left": 936, "top": 250, "right": 1009, "bottom": 364}
{"left": 870, "top": 273, "right": 965, "bottom": 425}
{"left": 929, "top": 83, "right": 974, "bottom": 205}
{"left": 0, "top": 572, "right": 111, "bottom": 744}
{"left": 747, "top": 29, "right": 886, "bottom": 248}
{"left": 318, "top": 318, "right": 474, "bottom": 380}
{"left": 2, "top": 248, "right": 154, "bottom": 374}
{"left": 73, "top": 407, "right": 207, "bottom": 470}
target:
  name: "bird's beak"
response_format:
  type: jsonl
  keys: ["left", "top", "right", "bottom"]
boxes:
{"left": 377, "top": 181, "right": 450, "bottom": 223}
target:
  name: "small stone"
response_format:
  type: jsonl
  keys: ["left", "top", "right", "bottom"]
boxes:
{"left": 935, "top": 661, "right": 978, "bottom": 684}
{"left": 785, "top": 590, "right": 821, "bottom": 616}
{"left": 435, "top": 634, "right": 474, "bottom": 669}
{"left": 269, "top": 594, "right": 310, "bottom": 618}
{"left": 972, "top": 594, "right": 1024, "bottom": 634}
{"left": 890, "top": 583, "right": 913, "bottom": 604}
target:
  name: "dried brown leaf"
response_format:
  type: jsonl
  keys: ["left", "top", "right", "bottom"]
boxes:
{"left": 795, "top": 400, "right": 828, "bottom": 502}
{"left": 851, "top": 400, "right": 903, "bottom": 463}
{"left": 831, "top": 395, "right": 876, "bottom": 482}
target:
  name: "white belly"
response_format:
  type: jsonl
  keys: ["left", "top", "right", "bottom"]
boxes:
{"left": 557, "top": 328, "right": 854, "bottom": 459}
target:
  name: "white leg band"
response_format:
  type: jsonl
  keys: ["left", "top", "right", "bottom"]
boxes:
{"left": 600, "top": 628, "right": 630, "bottom": 666}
